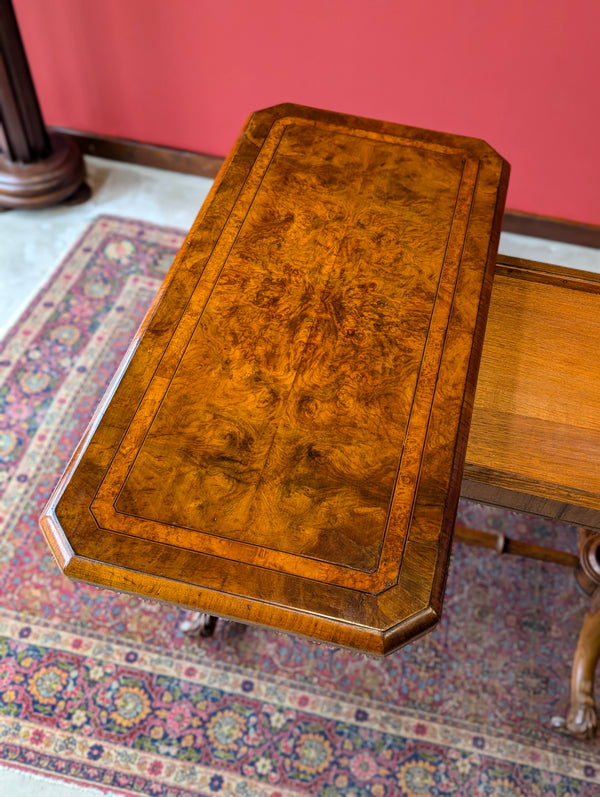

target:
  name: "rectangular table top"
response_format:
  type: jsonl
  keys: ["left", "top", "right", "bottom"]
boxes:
{"left": 41, "top": 105, "right": 509, "bottom": 654}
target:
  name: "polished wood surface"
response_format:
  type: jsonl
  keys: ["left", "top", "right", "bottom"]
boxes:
{"left": 463, "top": 256, "right": 600, "bottom": 530}
{"left": 41, "top": 104, "right": 509, "bottom": 655}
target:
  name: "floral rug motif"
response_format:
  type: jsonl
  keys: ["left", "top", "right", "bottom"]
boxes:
{"left": 0, "top": 215, "right": 598, "bottom": 796}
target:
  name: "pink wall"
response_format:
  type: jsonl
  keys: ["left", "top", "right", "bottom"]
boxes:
{"left": 13, "top": 0, "right": 600, "bottom": 224}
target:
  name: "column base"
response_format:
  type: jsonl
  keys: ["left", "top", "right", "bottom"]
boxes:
{"left": 0, "top": 132, "right": 86, "bottom": 209}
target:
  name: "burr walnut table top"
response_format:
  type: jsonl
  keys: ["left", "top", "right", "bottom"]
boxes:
{"left": 41, "top": 104, "right": 509, "bottom": 655}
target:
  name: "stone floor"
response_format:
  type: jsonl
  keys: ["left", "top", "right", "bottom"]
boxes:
{"left": 0, "top": 155, "right": 598, "bottom": 795}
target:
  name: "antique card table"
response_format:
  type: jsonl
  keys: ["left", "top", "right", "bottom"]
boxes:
{"left": 41, "top": 104, "right": 509, "bottom": 655}
{"left": 462, "top": 255, "right": 600, "bottom": 738}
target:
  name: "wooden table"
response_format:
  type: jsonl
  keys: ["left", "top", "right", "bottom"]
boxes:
{"left": 465, "top": 256, "right": 600, "bottom": 532}
{"left": 40, "top": 104, "right": 509, "bottom": 655}
{"left": 41, "top": 104, "right": 600, "bottom": 738}
{"left": 462, "top": 254, "right": 600, "bottom": 738}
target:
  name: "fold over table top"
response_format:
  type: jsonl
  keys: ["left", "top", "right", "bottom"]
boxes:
{"left": 41, "top": 104, "right": 509, "bottom": 654}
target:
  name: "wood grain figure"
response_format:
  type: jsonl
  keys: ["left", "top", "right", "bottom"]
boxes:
{"left": 41, "top": 104, "right": 509, "bottom": 655}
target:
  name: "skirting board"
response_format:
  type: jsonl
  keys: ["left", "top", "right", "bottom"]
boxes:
{"left": 50, "top": 126, "right": 600, "bottom": 250}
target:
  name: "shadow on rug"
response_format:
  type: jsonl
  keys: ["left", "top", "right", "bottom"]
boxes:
{"left": 0, "top": 215, "right": 598, "bottom": 796}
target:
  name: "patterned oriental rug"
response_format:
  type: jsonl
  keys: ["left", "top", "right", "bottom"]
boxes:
{"left": 0, "top": 215, "right": 598, "bottom": 796}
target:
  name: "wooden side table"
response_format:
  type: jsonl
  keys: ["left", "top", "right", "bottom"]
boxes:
{"left": 41, "top": 104, "right": 509, "bottom": 655}
{"left": 463, "top": 255, "right": 600, "bottom": 738}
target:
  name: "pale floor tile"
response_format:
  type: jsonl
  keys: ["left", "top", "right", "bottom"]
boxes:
{"left": 0, "top": 764, "right": 122, "bottom": 795}
{"left": 499, "top": 230, "right": 600, "bottom": 272}
{"left": 0, "top": 156, "right": 212, "bottom": 338}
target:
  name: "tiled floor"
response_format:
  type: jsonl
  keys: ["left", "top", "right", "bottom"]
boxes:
{"left": 0, "top": 156, "right": 598, "bottom": 795}
{"left": 0, "top": 157, "right": 213, "bottom": 338}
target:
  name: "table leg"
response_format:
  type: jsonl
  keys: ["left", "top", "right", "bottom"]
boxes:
{"left": 180, "top": 612, "right": 219, "bottom": 637}
{"left": 552, "top": 586, "right": 600, "bottom": 738}
{"left": 551, "top": 529, "right": 600, "bottom": 738}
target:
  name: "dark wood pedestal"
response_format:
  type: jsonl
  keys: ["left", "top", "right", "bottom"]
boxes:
{"left": 0, "top": 0, "right": 86, "bottom": 208}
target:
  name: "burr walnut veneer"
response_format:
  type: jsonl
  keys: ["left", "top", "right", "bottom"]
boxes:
{"left": 41, "top": 104, "right": 509, "bottom": 655}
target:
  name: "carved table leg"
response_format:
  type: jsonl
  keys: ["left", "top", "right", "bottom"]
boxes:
{"left": 180, "top": 612, "right": 219, "bottom": 638}
{"left": 552, "top": 586, "right": 600, "bottom": 738}
{"left": 551, "top": 529, "right": 600, "bottom": 738}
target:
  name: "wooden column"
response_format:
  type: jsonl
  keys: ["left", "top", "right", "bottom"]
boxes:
{"left": 0, "top": 0, "right": 86, "bottom": 208}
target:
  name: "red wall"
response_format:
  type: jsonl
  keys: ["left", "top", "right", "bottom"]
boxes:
{"left": 13, "top": 0, "right": 600, "bottom": 224}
